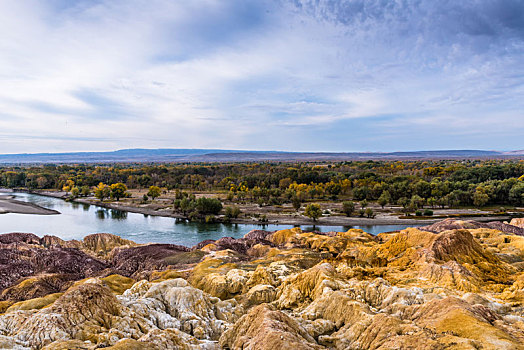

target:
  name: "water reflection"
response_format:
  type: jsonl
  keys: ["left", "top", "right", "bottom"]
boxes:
{"left": 96, "top": 209, "right": 107, "bottom": 220}
{"left": 110, "top": 209, "right": 127, "bottom": 220}
{"left": 0, "top": 192, "right": 422, "bottom": 246}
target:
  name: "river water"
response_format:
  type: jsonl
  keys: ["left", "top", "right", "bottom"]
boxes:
{"left": 0, "top": 192, "right": 419, "bottom": 246}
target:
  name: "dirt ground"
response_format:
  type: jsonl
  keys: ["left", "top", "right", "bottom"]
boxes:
{"left": 67, "top": 188, "right": 515, "bottom": 226}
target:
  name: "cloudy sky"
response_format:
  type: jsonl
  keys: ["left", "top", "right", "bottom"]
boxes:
{"left": 0, "top": 0, "right": 523, "bottom": 153}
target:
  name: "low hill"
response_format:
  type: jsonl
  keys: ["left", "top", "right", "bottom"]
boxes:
{"left": 0, "top": 148, "right": 520, "bottom": 164}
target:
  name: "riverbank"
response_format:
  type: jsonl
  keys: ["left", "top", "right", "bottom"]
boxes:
{"left": 19, "top": 189, "right": 514, "bottom": 226}
{"left": 0, "top": 194, "right": 60, "bottom": 215}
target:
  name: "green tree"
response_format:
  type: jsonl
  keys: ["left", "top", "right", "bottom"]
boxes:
{"left": 225, "top": 206, "right": 241, "bottom": 219}
{"left": 94, "top": 183, "right": 110, "bottom": 202}
{"left": 398, "top": 197, "right": 409, "bottom": 209}
{"left": 110, "top": 183, "right": 128, "bottom": 201}
{"left": 70, "top": 186, "right": 80, "bottom": 198}
{"left": 179, "top": 198, "right": 194, "bottom": 215}
{"left": 360, "top": 199, "right": 368, "bottom": 209}
{"left": 410, "top": 195, "right": 425, "bottom": 209}
{"left": 80, "top": 186, "right": 91, "bottom": 197}
{"left": 292, "top": 196, "right": 301, "bottom": 211}
{"left": 304, "top": 203, "right": 322, "bottom": 222}
{"left": 147, "top": 186, "right": 162, "bottom": 200}
{"left": 195, "top": 197, "right": 223, "bottom": 215}
{"left": 473, "top": 191, "right": 489, "bottom": 207}
{"left": 365, "top": 207, "right": 374, "bottom": 218}
{"left": 342, "top": 201, "right": 355, "bottom": 217}
{"left": 377, "top": 191, "right": 391, "bottom": 209}
{"left": 509, "top": 183, "right": 524, "bottom": 206}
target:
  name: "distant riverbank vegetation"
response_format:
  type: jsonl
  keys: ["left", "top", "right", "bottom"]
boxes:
{"left": 1, "top": 160, "right": 523, "bottom": 220}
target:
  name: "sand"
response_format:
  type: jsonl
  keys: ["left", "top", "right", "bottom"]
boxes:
{"left": 0, "top": 195, "right": 60, "bottom": 215}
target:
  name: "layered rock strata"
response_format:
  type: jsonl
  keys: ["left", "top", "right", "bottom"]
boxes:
{"left": 0, "top": 219, "right": 523, "bottom": 349}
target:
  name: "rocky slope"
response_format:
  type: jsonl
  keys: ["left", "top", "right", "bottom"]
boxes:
{"left": 0, "top": 219, "right": 523, "bottom": 349}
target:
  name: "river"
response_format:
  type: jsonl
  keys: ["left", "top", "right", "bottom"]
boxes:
{"left": 0, "top": 192, "right": 421, "bottom": 246}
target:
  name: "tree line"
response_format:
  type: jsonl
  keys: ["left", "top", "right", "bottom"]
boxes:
{"left": 1, "top": 160, "right": 523, "bottom": 208}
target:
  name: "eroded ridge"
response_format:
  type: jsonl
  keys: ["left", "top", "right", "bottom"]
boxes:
{"left": 0, "top": 219, "right": 523, "bottom": 349}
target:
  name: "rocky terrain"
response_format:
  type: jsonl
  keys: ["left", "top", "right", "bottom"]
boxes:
{"left": 0, "top": 218, "right": 523, "bottom": 349}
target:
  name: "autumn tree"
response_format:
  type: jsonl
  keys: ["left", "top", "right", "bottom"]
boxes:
{"left": 304, "top": 203, "right": 322, "bottom": 222}
{"left": 110, "top": 183, "right": 128, "bottom": 201}
{"left": 147, "top": 186, "right": 161, "bottom": 201}
{"left": 62, "top": 179, "right": 75, "bottom": 193}
{"left": 94, "top": 183, "right": 110, "bottom": 201}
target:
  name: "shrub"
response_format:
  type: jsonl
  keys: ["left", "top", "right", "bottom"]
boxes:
{"left": 225, "top": 206, "right": 241, "bottom": 219}
{"left": 423, "top": 209, "right": 433, "bottom": 216}
{"left": 415, "top": 210, "right": 423, "bottom": 216}
{"left": 342, "top": 201, "right": 355, "bottom": 217}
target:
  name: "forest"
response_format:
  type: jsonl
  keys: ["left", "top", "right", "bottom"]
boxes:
{"left": 1, "top": 159, "right": 523, "bottom": 210}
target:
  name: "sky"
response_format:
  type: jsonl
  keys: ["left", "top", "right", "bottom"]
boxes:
{"left": 0, "top": 0, "right": 523, "bottom": 153}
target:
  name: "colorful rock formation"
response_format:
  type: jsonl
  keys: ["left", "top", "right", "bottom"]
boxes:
{"left": 0, "top": 219, "right": 523, "bottom": 349}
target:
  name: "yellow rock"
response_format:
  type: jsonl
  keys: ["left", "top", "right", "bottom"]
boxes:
{"left": 6, "top": 292, "right": 63, "bottom": 312}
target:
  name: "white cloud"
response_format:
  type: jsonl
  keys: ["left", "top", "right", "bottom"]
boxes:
{"left": 0, "top": 0, "right": 522, "bottom": 153}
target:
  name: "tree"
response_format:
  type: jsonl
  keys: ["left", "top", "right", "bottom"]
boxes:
{"left": 225, "top": 206, "right": 241, "bottom": 219}
{"left": 70, "top": 186, "right": 80, "bottom": 198}
{"left": 304, "top": 203, "right": 322, "bottom": 222}
{"left": 94, "top": 183, "right": 110, "bottom": 202}
{"left": 509, "top": 183, "right": 524, "bottom": 206}
{"left": 398, "top": 197, "right": 410, "bottom": 209}
{"left": 292, "top": 196, "right": 301, "bottom": 211}
{"left": 179, "top": 198, "right": 194, "bottom": 215}
{"left": 377, "top": 191, "right": 391, "bottom": 209}
{"left": 80, "top": 186, "right": 91, "bottom": 197}
{"left": 195, "top": 197, "right": 222, "bottom": 215}
{"left": 360, "top": 199, "right": 368, "bottom": 209}
{"left": 353, "top": 186, "right": 369, "bottom": 201}
{"left": 62, "top": 179, "right": 75, "bottom": 193}
{"left": 342, "top": 201, "right": 355, "bottom": 217}
{"left": 365, "top": 207, "right": 374, "bottom": 218}
{"left": 110, "top": 183, "right": 128, "bottom": 201}
{"left": 473, "top": 191, "right": 489, "bottom": 207}
{"left": 410, "top": 195, "right": 425, "bottom": 209}
{"left": 148, "top": 186, "right": 161, "bottom": 200}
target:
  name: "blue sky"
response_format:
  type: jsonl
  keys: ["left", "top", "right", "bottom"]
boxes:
{"left": 0, "top": 0, "right": 522, "bottom": 153}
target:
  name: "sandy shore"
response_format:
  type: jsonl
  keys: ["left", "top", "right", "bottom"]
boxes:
{"left": 0, "top": 194, "right": 60, "bottom": 215}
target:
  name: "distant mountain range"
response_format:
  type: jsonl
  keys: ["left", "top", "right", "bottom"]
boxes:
{"left": 0, "top": 149, "right": 522, "bottom": 164}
